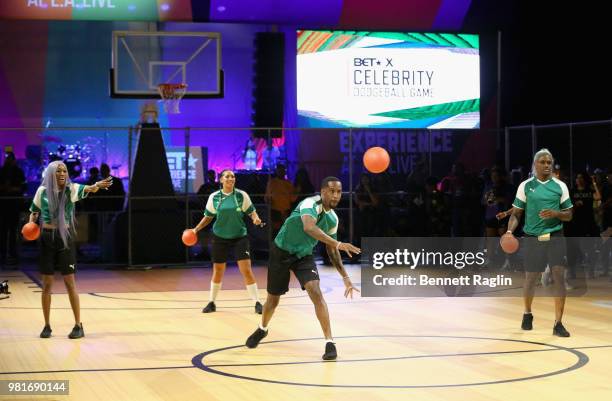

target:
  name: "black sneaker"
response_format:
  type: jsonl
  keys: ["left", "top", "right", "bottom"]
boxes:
{"left": 246, "top": 327, "right": 268, "bottom": 348}
{"left": 521, "top": 313, "right": 533, "bottom": 330}
{"left": 322, "top": 342, "right": 337, "bottom": 360}
{"left": 202, "top": 301, "right": 216, "bottom": 313}
{"left": 255, "top": 301, "right": 263, "bottom": 314}
{"left": 40, "top": 325, "right": 52, "bottom": 338}
{"left": 553, "top": 321, "right": 570, "bottom": 337}
{"left": 68, "top": 323, "right": 84, "bottom": 339}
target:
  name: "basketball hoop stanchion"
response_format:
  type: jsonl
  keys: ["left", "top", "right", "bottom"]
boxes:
{"left": 157, "top": 83, "right": 187, "bottom": 114}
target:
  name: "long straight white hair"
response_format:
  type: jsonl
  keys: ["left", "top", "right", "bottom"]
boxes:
{"left": 41, "top": 161, "right": 75, "bottom": 249}
{"left": 531, "top": 148, "right": 554, "bottom": 177}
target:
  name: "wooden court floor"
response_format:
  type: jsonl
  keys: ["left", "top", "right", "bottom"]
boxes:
{"left": 1, "top": 265, "right": 611, "bottom": 401}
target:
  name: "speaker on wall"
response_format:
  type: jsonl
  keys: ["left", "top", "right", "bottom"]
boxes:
{"left": 252, "top": 32, "right": 285, "bottom": 138}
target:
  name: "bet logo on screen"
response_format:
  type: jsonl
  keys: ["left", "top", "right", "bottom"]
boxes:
{"left": 353, "top": 58, "right": 379, "bottom": 67}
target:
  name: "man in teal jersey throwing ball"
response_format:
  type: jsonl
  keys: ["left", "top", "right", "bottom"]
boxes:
{"left": 246, "top": 176, "right": 361, "bottom": 360}
{"left": 505, "top": 149, "right": 573, "bottom": 337}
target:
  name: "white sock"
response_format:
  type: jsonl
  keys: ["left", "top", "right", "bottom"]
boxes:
{"left": 209, "top": 281, "right": 222, "bottom": 302}
{"left": 324, "top": 338, "right": 334, "bottom": 346}
{"left": 246, "top": 283, "right": 260, "bottom": 302}
{"left": 259, "top": 323, "right": 268, "bottom": 331}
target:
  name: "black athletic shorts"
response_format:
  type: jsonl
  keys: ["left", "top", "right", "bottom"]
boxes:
{"left": 523, "top": 230, "right": 566, "bottom": 272}
{"left": 40, "top": 229, "right": 77, "bottom": 276}
{"left": 267, "top": 242, "right": 319, "bottom": 295}
{"left": 211, "top": 235, "right": 250, "bottom": 263}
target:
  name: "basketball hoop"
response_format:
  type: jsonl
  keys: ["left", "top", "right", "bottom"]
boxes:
{"left": 157, "top": 83, "right": 187, "bottom": 114}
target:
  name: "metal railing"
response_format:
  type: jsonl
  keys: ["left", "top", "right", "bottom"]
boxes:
{"left": 1, "top": 120, "right": 610, "bottom": 268}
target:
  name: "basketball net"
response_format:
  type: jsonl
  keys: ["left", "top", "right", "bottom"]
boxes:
{"left": 157, "top": 83, "right": 187, "bottom": 114}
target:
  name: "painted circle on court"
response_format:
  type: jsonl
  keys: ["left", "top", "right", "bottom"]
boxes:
{"left": 192, "top": 335, "right": 589, "bottom": 388}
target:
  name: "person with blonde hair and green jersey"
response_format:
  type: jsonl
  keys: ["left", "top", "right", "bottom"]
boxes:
{"left": 504, "top": 149, "right": 573, "bottom": 337}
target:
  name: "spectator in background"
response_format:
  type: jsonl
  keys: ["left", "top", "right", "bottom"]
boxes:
{"left": 84, "top": 166, "right": 102, "bottom": 241}
{"left": 407, "top": 158, "right": 427, "bottom": 192}
{"left": 599, "top": 170, "right": 612, "bottom": 278}
{"left": 243, "top": 136, "right": 258, "bottom": 171}
{"left": 262, "top": 139, "right": 281, "bottom": 171}
{"left": 197, "top": 170, "right": 218, "bottom": 199}
{"left": 293, "top": 167, "right": 315, "bottom": 207}
{"left": 0, "top": 152, "right": 26, "bottom": 266}
{"left": 553, "top": 164, "right": 570, "bottom": 183}
{"left": 353, "top": 174, "right": 378, "bottom": 241}
{"left": 440, "top": 163, "right": 470, "bottom": 236}
{"left": 424, "top": 176, "right": 450, "bottom": 236}
{"left": 265, "top": 164, "right": 296, "bottom": 235}
{"left": 86, "top": 167, "right": 100, "bottom": 186}
{"left": 565, "top": 172, "right": 601, "bottom": 279}
{"left": 371, "top": 172, "right": 394, "bottom": 236}
{"left": 96, "top": 163, "right": 125, "bottom": 211}
{"left": 482, "top": 167, "right": 514, "bottom": 267}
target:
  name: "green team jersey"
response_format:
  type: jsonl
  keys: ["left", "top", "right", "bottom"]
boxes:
{"left": 204, "top": 189, "right": 255, "bottom": 239}
{"left": 512, "top": 177, "right": 573, "bottom": 236}
{"left": 275, "top": 195, "right": 338, "bottom": 258}
{"left": 30, "top": 183, "right": 88, "bottom": 224}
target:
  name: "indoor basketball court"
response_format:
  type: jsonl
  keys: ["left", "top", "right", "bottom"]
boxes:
{"left": 1, "top": 266, "right": 612, "bottom": 399}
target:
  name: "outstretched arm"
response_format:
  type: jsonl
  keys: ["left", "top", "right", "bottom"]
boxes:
{"left": 84, "top": 176, "right": 113, "bottom": 193}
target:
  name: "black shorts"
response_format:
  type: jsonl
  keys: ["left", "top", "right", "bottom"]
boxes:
{"left": 40, "top": 229, "right": 77, "bottom": 276}
{"left": 523, "top": 230, "right": 566, "bottom": 272}
{"left": 211, "top": 235, "right": 250, "bottom": 263}
{"left": 267, "top": 242, "right": 319, "bottom": 295}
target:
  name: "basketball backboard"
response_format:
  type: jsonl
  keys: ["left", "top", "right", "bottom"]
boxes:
{"left": 110, "top": 31, "right": 223, "bottom": 99}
